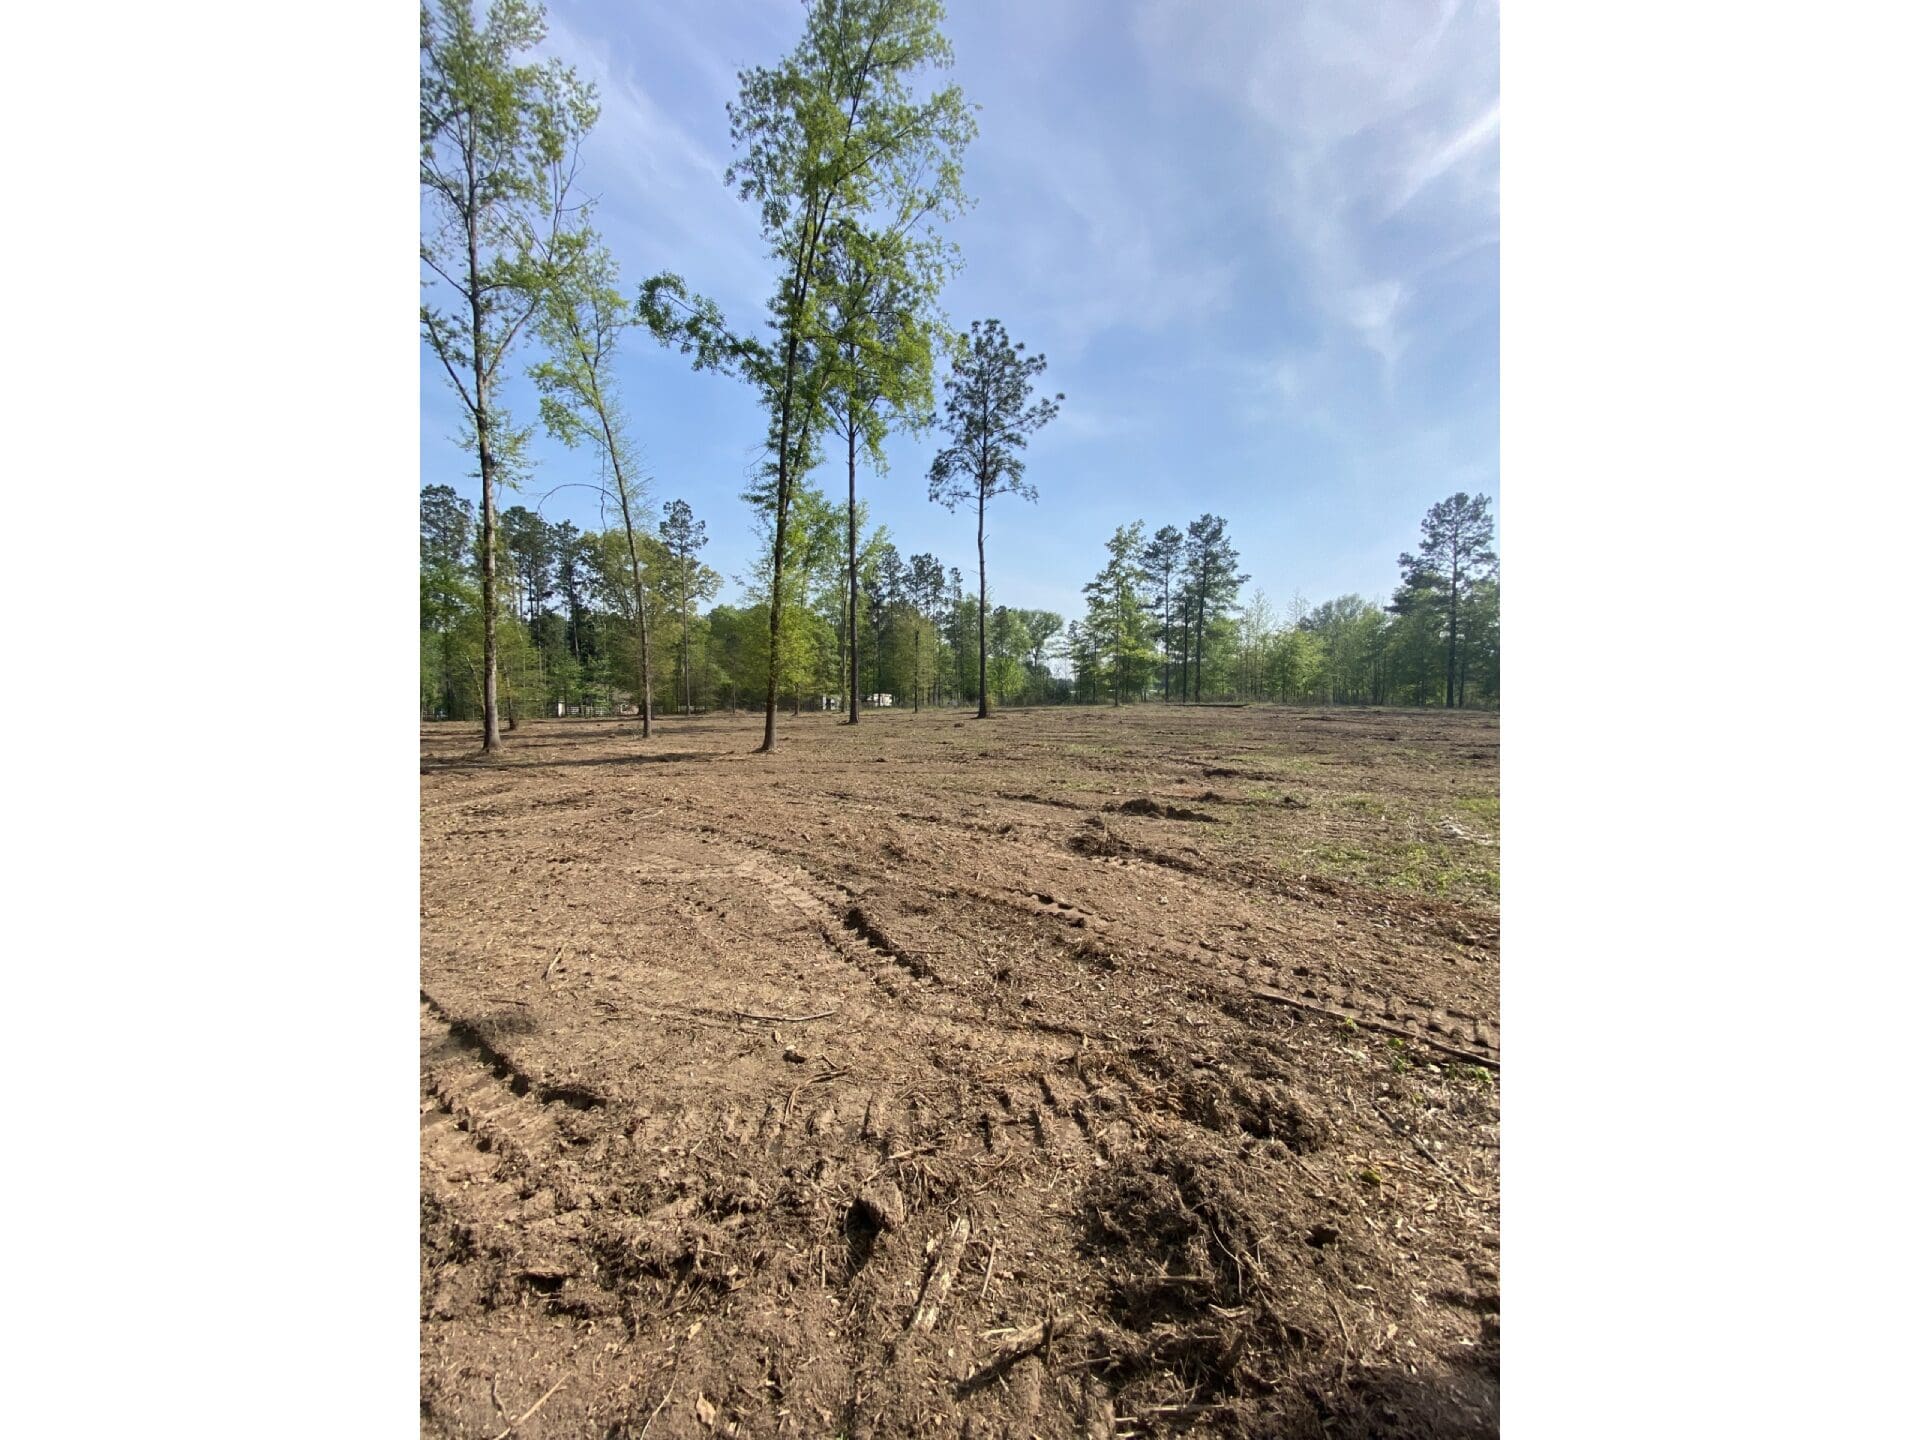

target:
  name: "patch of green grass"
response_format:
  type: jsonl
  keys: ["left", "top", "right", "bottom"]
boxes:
{"left": 1458, "top": 794, "right": 1500, "bottom": 822}
{"left": 1261, "top": 755, "right": 1323, "bottom": 774}
{"left": 1314, "top": 844, "right": 1374, "bottom": 867}
{"left": 1387, "top": 843, "right": 1498, "bottom": 896}
{"left": 1305, "top": 840, "right": 1499, "bottom": 900}
{"left": 1336, "top": 795, "right": 1386, "bottom": 816}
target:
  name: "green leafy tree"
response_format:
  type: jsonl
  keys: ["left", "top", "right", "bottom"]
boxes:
{"left": 844, "top": 523, "right": 896, "bottom": 707}
{"left": 1236, "top": 588, "right": 1276, "bottom": 699}
{"left": 902, "top": 552, "right": 946, "bottom": 710}
{"left": 1309, "top": 595, "right": 1394, "bottom": 704}
{"left": 530, "top": 237, "right": 659, "bottom": 734}
{"left": 642, "top": 0, "right": 971, "bottom": 753}
{"left": 927, "top": 318, "right": 1064, "bottom": 718}
{"left": 1457, "top": 575, "right": 1500, "bottom": 706}
{"left": 659, "top": 500, "right": 717, "bottom": 714}
{"left": 1139, "top": 524, "right": 1185, "bottom": 701}
{"left": 704, "top": 604, "right": 755, "bottom": 713}
{"left": 819, "top": 206, "right": 961, "bottom": 722}
{"left": 421, "top": 486, "right": 479, "bottom": 716}
{"left": 987, "top": 606, "right": 1032, "bottom": 704}
{"left": 1180, "top": 514, "right": 1246, "bottom": 702}
{"left": 421, "top": 484, "right": 475, "bottom": 573}
{"left": 1020, "top": 609, "right": 1065, "bottom": 698}
{"left": 1082, "top": 522, "right": 1155, "bottom": 705}
{"left": 1399, "top": 492, "right": 1497, "bottom": 707}
{"left": 865, "top": 541, "right": 908, "bottom": 699}
{"left": 582, "top": 526, "right": 671, "bottom": 714}
{"left": 1268, "top": 625, "right": 1326, "bottom": 703}
{"left": 1063, "top": 619, "right": 1098, "bottom": 703}
{"left": 421, "top": 0, "right": 595, "bottom": 750}
{"left": 497, "top": 505, "right": 554, "bottom": 625}
{"left": 550, "top": 520, "right": 589, "bottom": 658}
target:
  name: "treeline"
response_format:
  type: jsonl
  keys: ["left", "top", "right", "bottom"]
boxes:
{"left": 423, "top": 484, "right": 1499, "bottom": 719}
{"left": 1066, "top": 491, "right": 1499, "bottom": 709}
{"left": 421, "top": 484, "right": 1074, "bottom": 721}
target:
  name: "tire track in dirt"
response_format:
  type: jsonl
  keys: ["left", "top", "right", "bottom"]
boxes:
{"left": 636, "top": 819, "right": 1083, "bottom": 1065}
{"left": 668, "top": 783, "right": 1505, "bottom": 1067}
{"left": 949, "top": 871, "right": 1502, "bottom": 1068}
{"left": 419, "top": 1002, "right": 625, "bottom": 1330}
{"left": 632, "top": 794, "right": 1501, "bottom": 1068}
{"left": 592, "top": 828, "right": 1132, "bottom": 1202}
{"left": 425, "top": 818, "right": 1112, "bottom": 1234}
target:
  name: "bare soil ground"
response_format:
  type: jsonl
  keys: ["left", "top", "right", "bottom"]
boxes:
{"left": 421, "top": 704, "right": 1499, "bottom": 1438}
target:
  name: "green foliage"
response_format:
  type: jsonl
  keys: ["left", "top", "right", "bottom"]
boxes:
{"left": 928, "top": 318, "right": 1064, "bottom": 716}
{"left": 420, "top": 0, "right": 597, "bottom": 455}
{"left": 1399, "top": 492, "right": 1497, "bottom": 708}
{"left": 926, "top": 319, "right": 1064, "bottom": 516}
{"left": 1081, "top": 522, "right": 1157, "bottom": 704}
{"left": 659, "top": 500, "right": 721, "bottom": 712}
{"left": 527, "top": 232, "right": 667, "bottom": 724}
{"left": 421, "top": 0, "right": 597, "bottom": 745}
{"left": 1267, "top": 625, "right": 1326, "bottom": 702}
{"left": 639, "top": 0, "right": 973, "bottom": 747}
{"left": 420, "top": 484, "right": 474, "bottom": 571}
{"left": 1139, "top": 525, "right": 1185, "bottom": 699}
{"left": 1180, "top": 514, "right": 1246, "bottom": 702}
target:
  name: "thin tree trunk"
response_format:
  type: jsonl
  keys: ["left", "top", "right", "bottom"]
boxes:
{"left": 764, "top": 474, "right": 789, "bottom": 753}
{"left": 595, "top": 406, "right": 653, "bottom": 739}
{"left": 479, "top": 449, "right": 500, "bottom": 749}
{"left": 761, "top": 322, "right": 805, "bottom": 754}
{"left": 613, "top": 501, "right": 652, "bottom": 738}
{"left": 1176, "top": 614, "right": 1183, "bottom": 703}
{"left": 467, "top": 123, "right": 502, "bottom": 754}
{"left": 1162, "top": 581, "right": 1171, "bottom": 701}
{"left": 1446, "top": 555, "right": 1460, "bottom": 708}
{"left": 847, "top": 415, "right": 861, "bottom": 724}
{"left": 756, "top": 186, "right": 836, "bottom": 751}
{"left": 1193, "top": 562, "right": 1208, "bottom": 704}
{"left": 976, "top": 487, "right": 989, "bottom": 719}
{"left": 681, "top": 558, "right": 693, "bottom": 716}
{"left": 1457, "top": 606, "right": 1472, "bottom": 708}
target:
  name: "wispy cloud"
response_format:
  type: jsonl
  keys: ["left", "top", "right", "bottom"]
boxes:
{"left": 1388, "top": 102, "right": 1501, "bottom": 217}
{"left": 540, "top": 5, "right": 770, "bottom": 309}
{"left": 1342, "top": 279, "right": 1409, "bottom": 375}
{"left": 961, "top": 98, "right": 1240, "bottom": 360}
{"left": 1129, "top": 0, "right": 1498, "bottom": 387}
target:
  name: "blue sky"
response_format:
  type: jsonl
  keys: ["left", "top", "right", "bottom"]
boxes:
{"left": 421, "top": 0, "right": 1499, "bottom": 622}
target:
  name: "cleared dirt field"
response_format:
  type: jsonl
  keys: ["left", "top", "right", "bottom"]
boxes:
{"left": 421, "top": 705, "right": 1499, "bottom": 1438}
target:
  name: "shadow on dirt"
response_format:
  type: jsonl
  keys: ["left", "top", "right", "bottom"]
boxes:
{"left": 1311, "top": 1356, "right": 1500, "bottom": 1439}
{"left": 1077, "top": 1146, "right": 1499, "bottom": 1437}
{"left": 422, "top": 749, "right": 718, "bottom": 774}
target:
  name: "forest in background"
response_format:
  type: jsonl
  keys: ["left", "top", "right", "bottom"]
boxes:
{"left": 421, "top": 484, "right": 1499, "bottom": 721}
